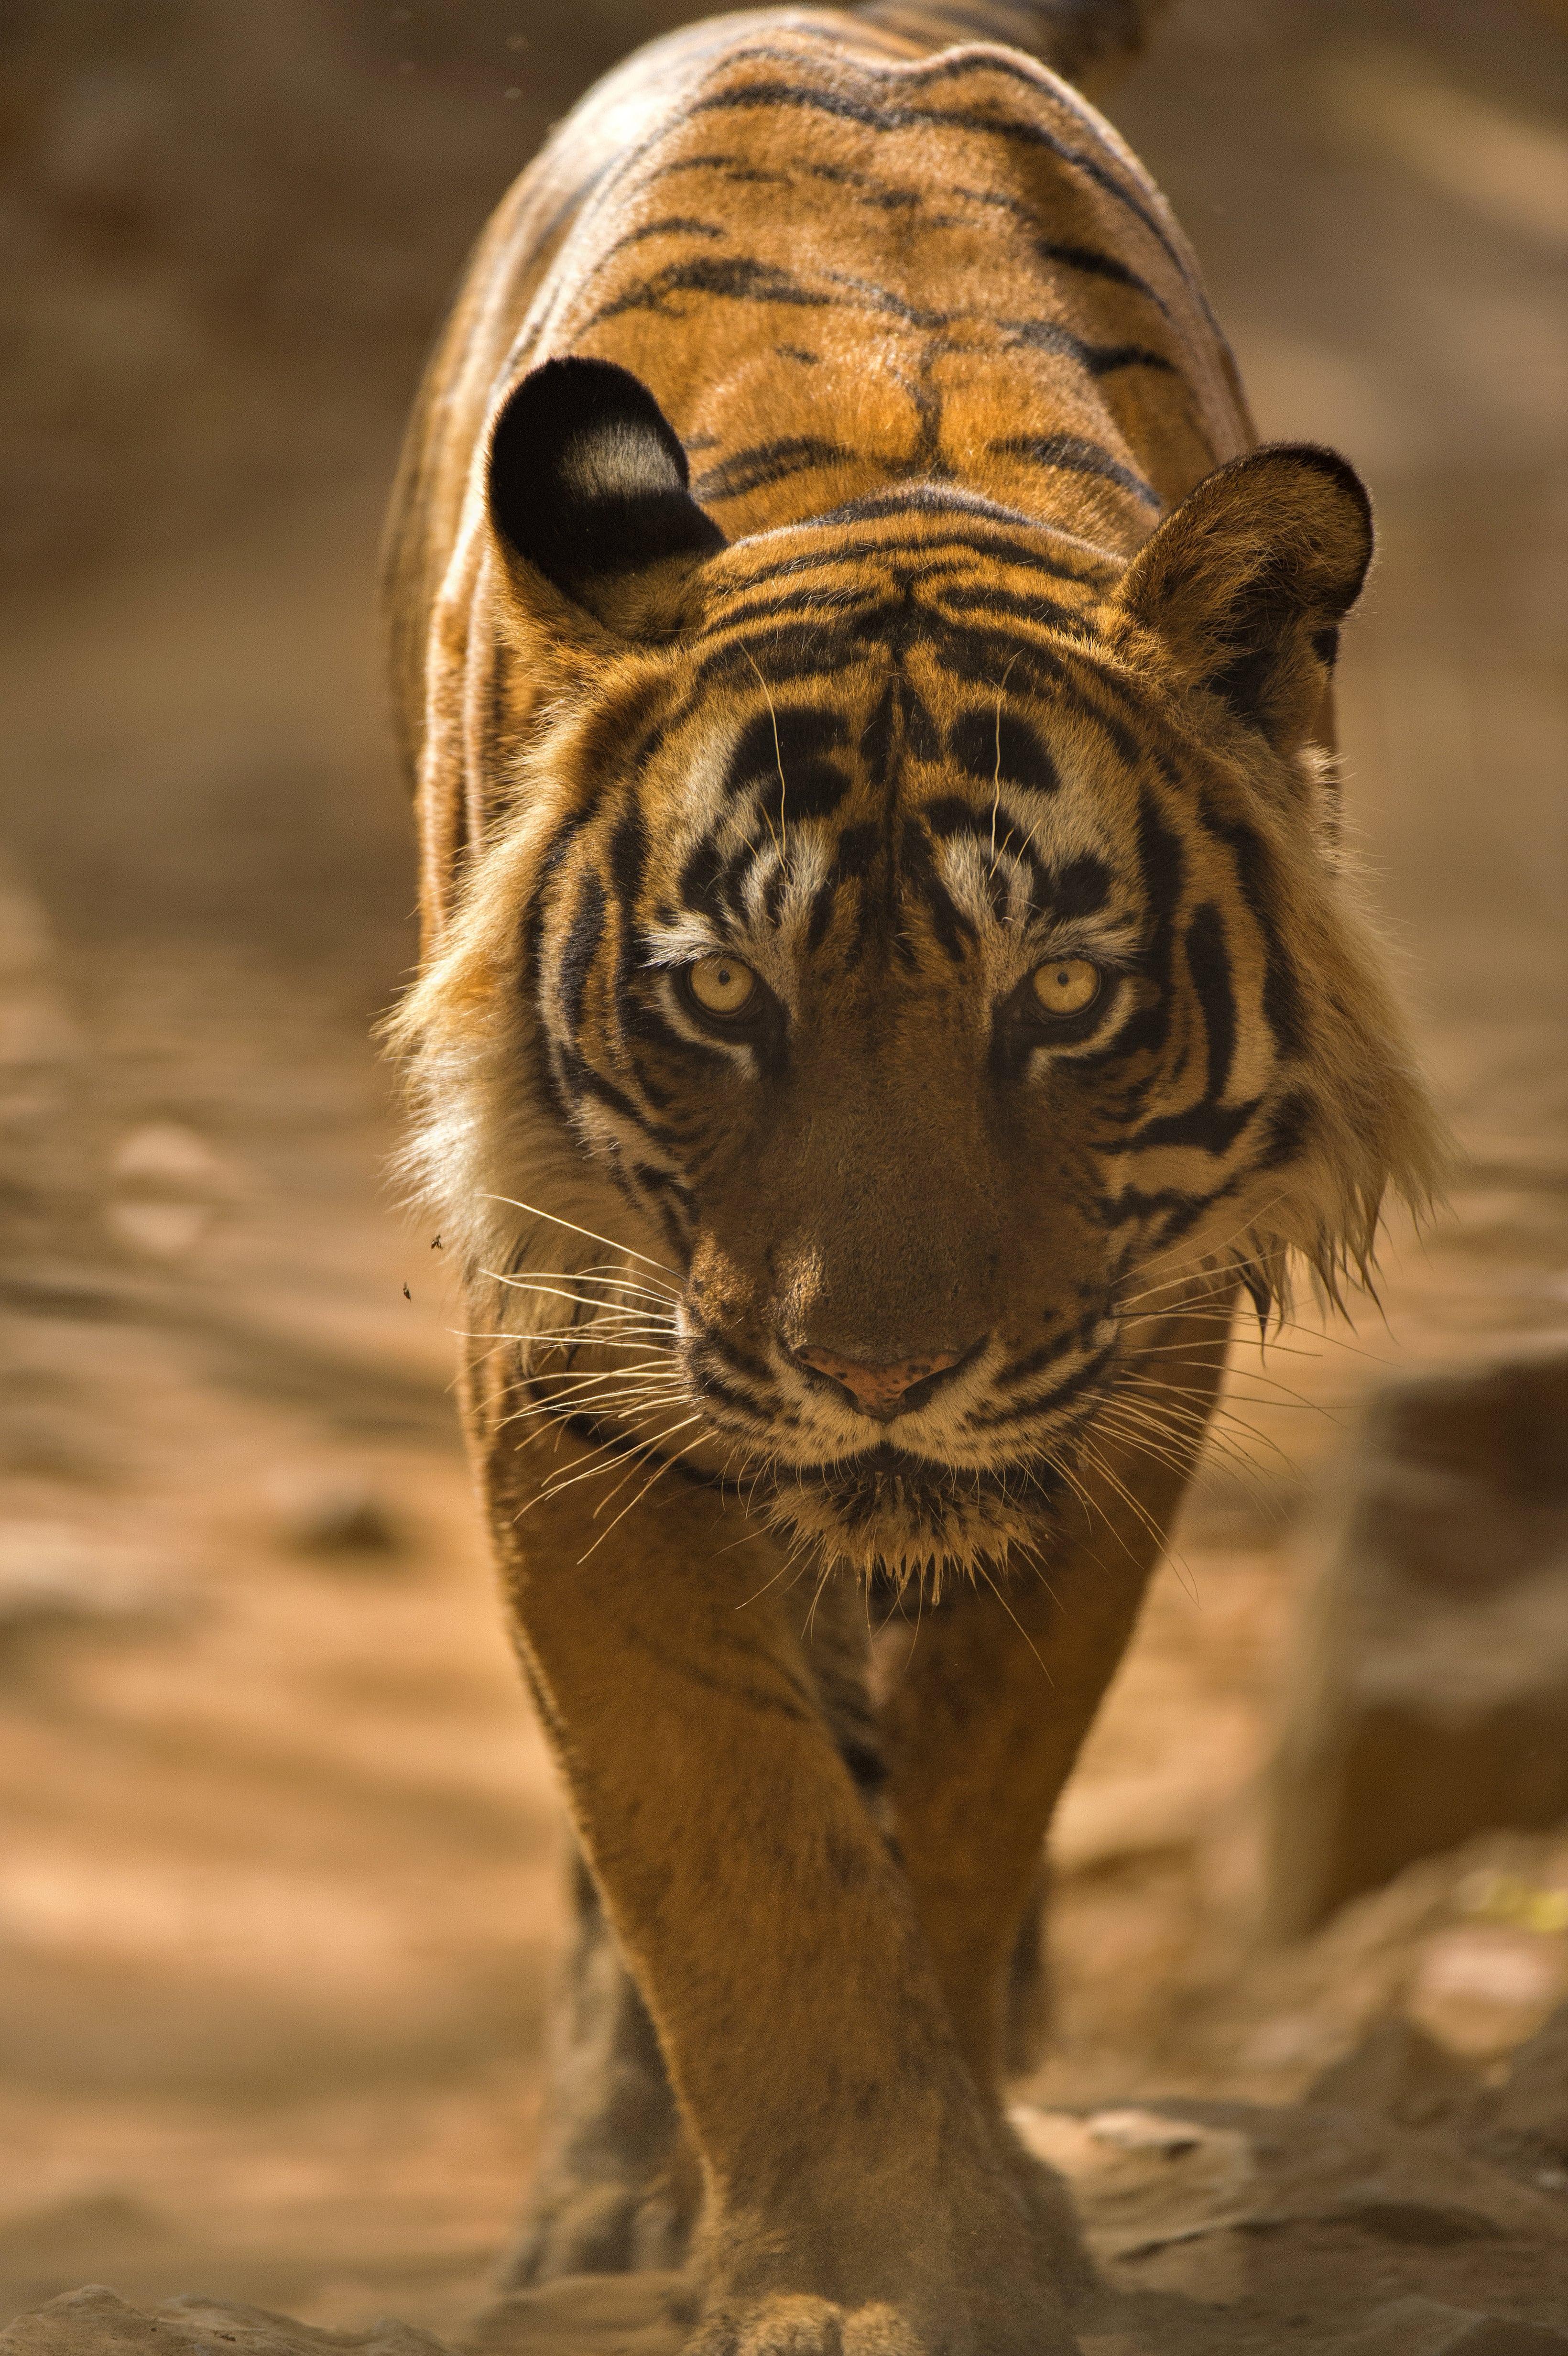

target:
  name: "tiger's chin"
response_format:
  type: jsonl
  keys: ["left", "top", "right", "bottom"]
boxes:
{"left": 760, "top": 1446, "right": 1065, "bottom": 1595}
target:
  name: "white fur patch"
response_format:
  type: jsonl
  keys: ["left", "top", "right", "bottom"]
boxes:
{"left": 558, "top": 420, "right": 681, "bottom": 502}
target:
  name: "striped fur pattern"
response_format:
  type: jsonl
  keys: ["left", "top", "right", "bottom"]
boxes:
{"left": 386, "top": 4, "right": 1437, "bottom": 1595}
{"left": 380, "top": 6, "right": 1444, "bottom": 2334}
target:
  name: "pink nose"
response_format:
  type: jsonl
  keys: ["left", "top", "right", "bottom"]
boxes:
{"left": 796, "top": 1346, "right": 961, "bottom": 1419}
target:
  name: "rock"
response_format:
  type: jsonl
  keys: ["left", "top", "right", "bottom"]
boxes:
{"left": 269, "top": 1473, "right": 401, "bottom": 1559}
{"left": 1409, "top": 1921, "right": 1568, "bottom": 2061}
{"left": 105, "top": 1124, "right": 244, "bottom": 1263}
{"left": 0, "top": 2287, "right": 455, "bottom": 2356}
{"left": 1011, "top": 2103, "right": 1256, "bottom": 2266}
{"left": 1228, "top": 1828, "right": 1568, "bottom": 2084}
{"left": 1266, "top": 1350, "right": 1568, "bottom": 1936}
{"left": 1477, "top": 2000, "right": 1568, "bottom": 2184}
{"left": 0, "top": 1526, "right": 186, "bottom": 1646}
{"left": 1050, "top": 1767, "right": 1229, "bottom": 1875}
{"left": 463, "top": 2273, "right": 685, "bottom": 2354}
{"left": 1018, "top": 2091, "right": 1568, "bottom": 2294}
{"left": 1327, "top": 2295, "right": 1568, "bottom": 2352}
{"left": 1307, "top": 2014, "right": 1484, "bottom": 2130}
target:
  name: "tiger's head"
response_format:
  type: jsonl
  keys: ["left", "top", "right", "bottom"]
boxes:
{"left": 393, "top": 359, "right": 1439, "bottom": 1585}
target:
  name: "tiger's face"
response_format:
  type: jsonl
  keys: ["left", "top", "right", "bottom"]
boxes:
{"left": 398, "top": 360, "right": 1437, "bottom": 1585}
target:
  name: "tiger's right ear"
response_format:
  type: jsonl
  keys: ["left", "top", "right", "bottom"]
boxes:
{"left": 485, "top": 357, "right": 726, "bottom": 638}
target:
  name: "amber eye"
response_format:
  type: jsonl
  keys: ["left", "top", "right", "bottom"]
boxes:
{"left": 685, "top": 953, "right": 758, "bottom": 1018}
{"left": 1030, "top": 957, "right": 1102, "bottom": 1018}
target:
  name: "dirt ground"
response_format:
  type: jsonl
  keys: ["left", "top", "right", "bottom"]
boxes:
{"left": 0, "top": 1, "right": 1565, "bottom": 2347}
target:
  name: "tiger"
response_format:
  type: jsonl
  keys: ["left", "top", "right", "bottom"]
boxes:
{"left": 381, "top": 1, "right": 1440, "bottom": 2347}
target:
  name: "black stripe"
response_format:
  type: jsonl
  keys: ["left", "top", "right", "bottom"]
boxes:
{"left": 723, "top": 704, "right": 851, "bottom": 822}
{"left": 931, "top": 579, "right": 1090, "bottom": 635}
{"left": 692, "top": 436, "right": 855, "bottom": 502}
{"left": 802, "top": 484, "right": 1109, "bottom": 555}
{"left": 838, "top": 1738, "right": 889, "bottom": 1798}
{"left": 707, "top": 521, "right": 1110, "bottom": 607}
{"left": 678, "top": 826, "right": 731, "bottom": 916}
{"left": 899, "top": 816, "right": 977, "bottom": 963}
{"left": 1111, "top": 790, "right": 1184, "bottom": 1060}
{"left": 925, "top": 627, "right": 1066, "bottom": 698}
{"left": 1259, "top": 1088, "right": 1314, "bottom": 1168}
{"left": 555, "top": 1046, "right": 669, "bottom": 1148}
{"left": 688, "top": 1318, "right": 777, "bottom": 1387}
{"left": 997, "top": 1331, "right": 1079, "bottom": 1389}
{"left": 993, "top": 432, "right": 1161, "bottom": 510}
{"left": 999, "top": 315, "right": 1177, "bottom": 378}
{"left": 1052, "top": 854, "right": 1111, "bottom": 920}
{"left": 1033, "top": 237, "right": 1169, "bottom": 307}
{"left": 588, "top": 254, "right": 833, "bottom": 326}
{"left": 941, "top": 181, "right": 1173, "bottom": 314}
{"left": 603, "top": 215, "right": 726, "bottom": 255}
{"left": 1194, "top": 809, "right": 1307, "bottom": 1062}
{"left": 969, "top": 1340, "right": 1115, "bottom": 1428}
{"left": 1094, "top": 1173, "right": 1243, "bottom": 1241}
{"left": 556, "top": 873, "right": 606, "bottom": 1032}
{"left": 1108, "top": 1097, "right": 1260, "bottom": 1156}
{"left": 825, "top": 819, "right": 883, "bottom": 963}
{"left": 1185, "top": 900, "right": 1236, "bottom": 1106}
{"left": 608, "top": 802, "right": 648, "bottom": 1046}
{"left": 694, "top": 627, "right": 863, "bottom": 690}
{"left": 691, "top": 584, "right": 885, "bottom": 641}
{"left": 687, "top": 76, "right": 1199, "bottom": 297}
{"left": 947, "top": 707, "right": 1060, "bottom": 796}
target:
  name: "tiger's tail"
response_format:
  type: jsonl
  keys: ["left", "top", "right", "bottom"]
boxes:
{"left": 854, "top": 0, "right": 1167, "bottom": 96}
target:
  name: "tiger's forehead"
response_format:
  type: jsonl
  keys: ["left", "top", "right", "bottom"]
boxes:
{"left": 693, "top": 491, "right": 1123, "bottom": 656}
{"left": 594, "top": 497, "right": 1164, "bottom": 965}
{"left": 624, "top": 660, "right": 1143, "bottom": 985}
{"left": 637, "top": 503, "right": 1136, "bottom": 824}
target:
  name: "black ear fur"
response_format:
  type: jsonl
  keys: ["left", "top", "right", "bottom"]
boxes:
{"left": 1114, "top": 444, "right": 1373, "bottom": 754}
{"left": 486, "top": 358, "right": 725, "bottom": 619}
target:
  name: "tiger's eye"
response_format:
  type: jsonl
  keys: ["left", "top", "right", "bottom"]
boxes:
{"left": 687, "top": 953, "right": 758, "bottom": 1017}
{"left": 1031, "top": 957, "right": 1101, "bottom": 1018}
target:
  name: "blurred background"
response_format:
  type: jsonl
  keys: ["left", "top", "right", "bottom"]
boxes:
{"left": 0, "top": 0, "right": 1564, "bottom": 2343}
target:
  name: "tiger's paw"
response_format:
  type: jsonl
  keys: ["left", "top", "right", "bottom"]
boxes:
{"left": 683, "top": 2295, "right": 920, "bottom": 2355}
{"left": 685, "top": 2289, "right": 1078, "bottom": 2356}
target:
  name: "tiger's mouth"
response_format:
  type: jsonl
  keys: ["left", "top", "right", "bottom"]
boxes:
{"left": 782, "top": 1441, "right": 1062, "bottom": 1519}
{"left": 762, "top": 1442, "right": 1069, "bottom": 1585}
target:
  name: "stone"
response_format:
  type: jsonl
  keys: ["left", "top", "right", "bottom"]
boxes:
{"left": 269, "top": 1473, "right": 401, "bottom": 1559}
{"left": 0, "top": 1527, "right": 185, "bottom": 1646}
{"left": 1307, "top": 2014, "right": 1484, "bottom": 2130}
{"left": 1408, "top": 1923, "right": 1568, "bottom": 2061}
{"left": 463, "top": 2273, "right": 685, "bottom": 2354}
{"left": 1012, "top": 2103, "right": 1257, "bottom": 2253}
{"left": 0, "top": 2288, "right": 456, "bottom": 2356}
{"left": 1266, "top": 1350, "right": 1568, "bottom": 1936}
{"left": 1327, "top": 2296, "right": 1568, "bottom": 2353}
{"left": 1478, "top": 2000, "right": 1568, "bottom": 2182}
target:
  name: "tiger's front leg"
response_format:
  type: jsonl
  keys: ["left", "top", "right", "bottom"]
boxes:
{"left": 504, "top": 1847, "right": 696, "bottom": 2284}
{"left": 480, "top": 1397, "right": 1081, "bottom": 2356}
{"left": 880, "top": 1303, "right": 1233, "bottom": 2104}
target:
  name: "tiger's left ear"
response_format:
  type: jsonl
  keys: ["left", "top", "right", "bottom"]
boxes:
{"left": 1112, "top": 445, "right": 1373, "bottom": 756}
{"left": 486, "top": 356, "right": 726, "bottom": 637}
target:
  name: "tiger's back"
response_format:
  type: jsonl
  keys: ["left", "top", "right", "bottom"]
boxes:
{"left": 386, "top": 2, "right": 1249, "bottom": 924}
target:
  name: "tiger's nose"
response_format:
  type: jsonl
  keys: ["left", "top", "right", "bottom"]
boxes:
{"left": 796, "top": 1345, "right": 963, "bottom": 1420}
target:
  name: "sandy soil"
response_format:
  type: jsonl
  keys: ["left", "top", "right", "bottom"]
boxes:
{"left": 0, "top": 1, "right": 1564, "bottom": 2345}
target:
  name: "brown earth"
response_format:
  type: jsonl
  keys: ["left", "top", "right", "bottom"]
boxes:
{"left": 0, "top": 0, "right": 1564, "bottom": 2347}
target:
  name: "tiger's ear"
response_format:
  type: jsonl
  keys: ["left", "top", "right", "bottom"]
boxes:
{"left": 485, "top": 357, "right": 726, "bottom": 638}
{"left": 1112, "top": 445, "right": 1373, "bottom": 755}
